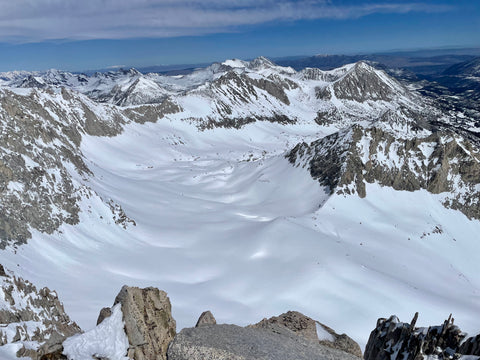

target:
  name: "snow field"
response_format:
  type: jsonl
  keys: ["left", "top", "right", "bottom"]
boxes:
{"left": 0, "top": 116, "right": 478, "bottom": 352}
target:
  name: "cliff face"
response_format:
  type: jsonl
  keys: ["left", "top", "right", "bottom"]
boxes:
{"left": 288, "top": 124, "right": 480, "bottom": 220}
{"left": 0, "top": 88, "right": 137, "bottom": 248}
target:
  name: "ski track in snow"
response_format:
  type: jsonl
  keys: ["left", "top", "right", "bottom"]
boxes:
{"left": 1, "top": 118, "right": 480, "bottom": 350}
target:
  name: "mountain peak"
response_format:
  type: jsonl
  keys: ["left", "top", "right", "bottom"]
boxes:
{"left": 325, "top": 60, "right": 406, "bottom": 102}
{"left": 222, "top": 59, "right": 249, "bottom": 69}
{"left": 119, "top": 68, "right": 142, "bottom": 76}
{"left": 249, "top": 56, "right": 277, "bottom": 69}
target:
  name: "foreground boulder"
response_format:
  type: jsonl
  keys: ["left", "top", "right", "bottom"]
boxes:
{"left": 113, "top": 285, "right": 176, "bottom": 360}
{"left": 168, "top": 322, "right": 362, "bottom": 360}
{"left": 62, "top": 285, "right": 176, "bottom": 360}
{"left": 251, "top": 311, "right": 362, "bottom": 358}
{"left": 364, "top": 313, "right": 472, "bottom": 360}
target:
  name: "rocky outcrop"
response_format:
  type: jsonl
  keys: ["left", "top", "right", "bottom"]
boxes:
{"left": 113, "top": 285, "right": 176, "bottom": 360}
{"left": 251, "top": 311, "right": 362, "bottom": 358}
{"left": 195, "top": 311, "right": 216, "bottom": 327}
{"left": 122, "top": 98, "right": 181, "bottom": 123}
{"left": 251, "top": 310, "right": 319, "bottom": 341}
{"left": 288, "top": 123, "right": 480, "bottom": 220}
{"left": 459, "top": 334, "right": 480, "bottom": 356}
{"left": 0, "top": 264, "right": 81, "bottom": 358}
{"left": 96, "top": 307, "right": 112, "bottom": 325}
{"left": 167, "top": 323, "right": 362, "bottom": 360}
{"left": 364, "top": 313, "right": 468, "bottom": 360}
{"left": 0, "top": 87, "right": 133, "bottom": 247}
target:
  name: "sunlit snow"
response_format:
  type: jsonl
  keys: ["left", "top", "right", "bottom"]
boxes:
{"left": 0, "top": 117, "right": 478, "bottom": 350}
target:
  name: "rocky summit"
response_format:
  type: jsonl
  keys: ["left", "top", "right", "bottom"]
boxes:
{"left": 250, "top": 310, "right": 363, "bottom": 358}
{"left": 0, "top": 270, "right": 479, "bottom": 360}
{"left": 168, "top": 323, "right": 361, "bottom": 360}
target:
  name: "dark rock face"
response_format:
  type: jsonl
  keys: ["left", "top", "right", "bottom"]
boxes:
{"left": 113, "top": 285, "right": 176, "bottom": 360}
{"left": 122, "top": 98, "right": 182, "bottom": 124}
{"left": 0, "top": 264, "right": 6, "bottom": 277}
{"left": 167, "top": 323, "right": 362, "bottom": 360}
{"left": 198, "top": 114, "right": 295, "bottom": 131}
{"left": 459, "top": 334, "right": 480, "bottom": 356}
{"left": 195, "top": 311, "right": 216, "bottom": 327}
{"left": 96, "top": 306, "right": 113, "bottom": 325}
{"left": 364, "top": 314, "right": 467, "bottom": 360}
{"left": 251, "top": 311, "right": 362, "bottom": 358}
{"left": 319, "top": 62, "right": 407, "bottom": 102}
{"left": 288, "top": 124, "right": 480, "bottom": 220}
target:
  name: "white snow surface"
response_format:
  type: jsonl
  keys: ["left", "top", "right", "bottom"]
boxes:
{"left": 63, "top": 304, "right": 129, "bottom": 360}
{"left": 0, "top": 59, "right": 479, "bottom": 351}
{"left": 316, "top": 322, "right": 336, "bottom": 342}
{"left": 0, "top": 343, "right": 30, "bottom": 360}
{"left": 0, "top": 116, "right": 478, "bottom": 351}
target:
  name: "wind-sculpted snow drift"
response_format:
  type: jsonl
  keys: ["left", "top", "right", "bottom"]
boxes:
{"left": 0, "top": 57, "right": 479, "bottom": 357}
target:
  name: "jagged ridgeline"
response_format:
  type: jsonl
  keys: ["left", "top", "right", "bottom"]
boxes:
{"left": 0, "top": 88, "right": 140, "bottom": 247}
{"left": 287, "top": 123, "right": 480, "bottom": 220}
{"left": 1, "top": 57, "right": 479, "bottom": 248}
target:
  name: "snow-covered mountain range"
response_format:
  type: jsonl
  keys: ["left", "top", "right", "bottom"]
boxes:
{"left": 0, "top": 57, "right": 479, "bottom": 358}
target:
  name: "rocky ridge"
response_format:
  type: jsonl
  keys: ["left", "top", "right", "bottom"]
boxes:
{"left": 0, "top": 87, "right": 142, "bottom": 247}
{"left": 0, "top": 57, "right": 448, "bottom": 247}
{"left": 0, "top": 264, "right": 81, "bottom": 359}
{"left": 288, "top": 120, "right": 480, "bottom": 220}
{"left": 28, "top": 284, "right": 363, "bottom": 360}
{"left": 168, "top": 323, "right": 362, "bottom": 360}
{"left": 1, "top": 276, "right": 479, "bottom": 360}
{"left": 250, "top": 310, "right": 363, "bottom": 358}
{"left": 364, "top": 313, "right": 480, "bottom": 360}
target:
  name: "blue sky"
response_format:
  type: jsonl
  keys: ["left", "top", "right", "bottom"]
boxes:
{"left": 0, "top": 0, "right": 478, "bottom": 72}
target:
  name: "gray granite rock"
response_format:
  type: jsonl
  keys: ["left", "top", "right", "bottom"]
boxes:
{"left": 113, "top": 285, "right": 176, "bottom": 360}
{"left": 168, "top": 323, "right": 362, "bottom": 360}
{"left": 251, "top": 311, "right": 362, "bottom": 358}
{"left": 195, "top": 311, "right": 216, "bottom": 327}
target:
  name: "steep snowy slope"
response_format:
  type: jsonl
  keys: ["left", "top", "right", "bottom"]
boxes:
{"left": 0, "top": 58, "right": 479, "bottom": 355}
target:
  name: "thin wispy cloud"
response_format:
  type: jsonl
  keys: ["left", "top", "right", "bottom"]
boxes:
{"left": 0, "top": 0, "right": 453, "bottom": 42}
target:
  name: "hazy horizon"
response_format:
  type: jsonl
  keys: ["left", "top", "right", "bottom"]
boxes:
{"left": 0, "top": 0, "right": 479, "bottom": 72}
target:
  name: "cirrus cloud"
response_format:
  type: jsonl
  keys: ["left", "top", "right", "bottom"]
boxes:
{"left": 0, "top": 0, "right": 453, "bottom": 42}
